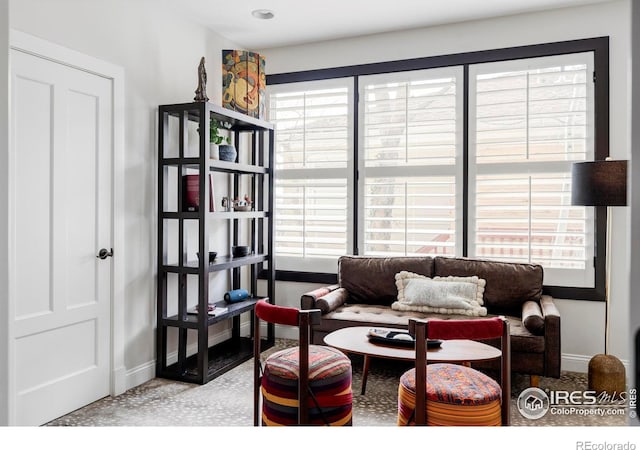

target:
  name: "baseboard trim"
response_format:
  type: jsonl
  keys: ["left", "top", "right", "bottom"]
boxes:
{"left": 125, "top": 359, "right": 156, "bottom": 391}
{"left": 561, "top": 353, "right": 631, "bottom": 375}
{"left": 561, "top": 353, "right": 591, "bottom": 373}
{"left": 124, "top": 323, "right": 253, "bottom": 392}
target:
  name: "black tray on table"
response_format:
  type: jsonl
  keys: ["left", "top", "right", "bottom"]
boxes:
{"left": 366, "top": 328, "right": 442, "bottom": 348}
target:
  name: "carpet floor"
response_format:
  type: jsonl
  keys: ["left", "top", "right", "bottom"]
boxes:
{"left": 46, "top": 340, "right": 628, "bottom": 427}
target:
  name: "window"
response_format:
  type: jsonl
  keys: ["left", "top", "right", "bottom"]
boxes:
{"left": 267, "top": 38, "right": 608, "bottom": 299}
{"left": 269, "top": 79, "right": 354, "bottom": 272}
{"left": 359, "top": 68, "right": 463, "bottom": 257}
{"left": 469, "top": 53, "right": 595, "bottom": 287}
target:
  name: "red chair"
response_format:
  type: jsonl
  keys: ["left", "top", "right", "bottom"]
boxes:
{"left": 398, "top": 317, "right": 511, "bottom": 426}
{"left": 253, "top": 299, "right": 353, "bottom": 426}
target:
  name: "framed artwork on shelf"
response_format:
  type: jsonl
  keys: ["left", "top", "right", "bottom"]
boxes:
{"left": 222, "top": 50, "right": 266, "bottom": 119}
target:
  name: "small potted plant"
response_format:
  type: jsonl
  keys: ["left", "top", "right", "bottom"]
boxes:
{"left": 210, "top": 118, "right": 236, "bottom": 162}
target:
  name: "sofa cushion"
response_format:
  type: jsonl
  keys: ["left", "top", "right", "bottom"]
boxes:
{"left": 316, "top": 288, "right": 349, "bottom": 314}
{"left": 316, "top": 305, "right": 545, "bottom": 354}
{"left": 434, "top": 256, "right": 543, "bottom": 315}
{"left": 301, "top": 285, "right": 338, "bottom": 310}
{"left": 338, "top": 256, "right": 434, "bottom": 306}
{"left": 392, "top": 271, "right": 487, "bottom": 316}
{"left": 320, "top": 304, "right": 474, "bottom": 328}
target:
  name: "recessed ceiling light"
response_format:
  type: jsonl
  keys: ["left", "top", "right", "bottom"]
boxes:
{"left": 251, "top": 9, "right": 274, "bottom": 20}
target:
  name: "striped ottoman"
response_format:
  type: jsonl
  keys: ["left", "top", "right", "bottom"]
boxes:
{"left": 261, "top": 345, "right": 353, "bottom": 426}
{"left": 398, "top": 363, "right": 502, "bottom": 426}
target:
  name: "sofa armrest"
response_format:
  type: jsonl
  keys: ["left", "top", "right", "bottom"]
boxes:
{"left": 301, "top": 284, "right": 340, "bottom": 310}
{"left": 540, "top": 294, "right": 560, "bottom": 318}
{"left": 540, "top": 294, "right": 561, "bottom": 378}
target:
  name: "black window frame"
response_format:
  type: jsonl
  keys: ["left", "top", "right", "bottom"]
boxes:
{"left": 266, "top": 37, "right": 609, "bottom": 302}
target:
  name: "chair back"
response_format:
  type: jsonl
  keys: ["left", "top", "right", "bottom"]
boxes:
{"left": 253, "top": 299, "right": 321, "bottom": 425}
{"left": 410, "top": 317, "right": 511, "bottom": 425}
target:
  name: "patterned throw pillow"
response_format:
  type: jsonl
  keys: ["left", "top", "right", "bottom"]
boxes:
{"left": 392, "top": 271, "right": 487, "bottom": 316}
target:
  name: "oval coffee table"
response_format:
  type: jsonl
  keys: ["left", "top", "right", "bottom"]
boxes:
{"left": 324, "top": 326, "right": 502, "bottom": 395}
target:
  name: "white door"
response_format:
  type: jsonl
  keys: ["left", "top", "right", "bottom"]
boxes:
{"left": 10, "top": 48, "right": 113, "bottom": 426}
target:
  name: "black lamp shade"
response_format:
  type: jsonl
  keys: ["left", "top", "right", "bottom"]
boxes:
{"left": 571, "top": 160, "right": 628, "bottom": 206}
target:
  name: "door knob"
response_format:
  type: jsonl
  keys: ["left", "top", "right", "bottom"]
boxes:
{"left": 97, "top": 248, "right": 113, "bottom": 259}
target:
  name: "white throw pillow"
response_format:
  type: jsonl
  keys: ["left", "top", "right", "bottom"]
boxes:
{"left": 392, "top": 271, "right": 487, "bottom": 316}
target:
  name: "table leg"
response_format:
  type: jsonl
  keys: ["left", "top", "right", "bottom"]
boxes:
{"left": 361, "top": 355, "right": 371, "bottom": 395}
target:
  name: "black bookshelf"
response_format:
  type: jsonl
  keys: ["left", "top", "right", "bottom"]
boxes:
{"left": 156, "top": 102, "right": 275, "bottom": 384}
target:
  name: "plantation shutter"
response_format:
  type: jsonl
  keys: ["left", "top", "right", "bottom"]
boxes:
{"left": 359, "top": 68, "right": 463, "bottom": 257}
{"left": 469, "top": 53, "right": 595, "bottom": 287}
{"left": 268, "top": 79, "right": 354, "bottom": 272}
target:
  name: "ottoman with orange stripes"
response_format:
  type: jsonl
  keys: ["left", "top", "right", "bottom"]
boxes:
{"left": 261, "top": 345, "right": 353, "bottom": 426}
{"left": 398, "top": 363, "right": 502, "bottom": 426}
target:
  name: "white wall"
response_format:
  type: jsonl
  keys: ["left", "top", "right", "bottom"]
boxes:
{"left": 260, "top": 0, "right": 633, "bottom": 372}
{"left": 0, "top": 0, "right": 9, "bottom": 427}
{"left": 8, "top": 0, "right": 243, "bottom": 388}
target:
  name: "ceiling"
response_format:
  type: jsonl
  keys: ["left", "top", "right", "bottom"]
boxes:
{"left": 160, "top": 0, "right": 612, "bottom": 49}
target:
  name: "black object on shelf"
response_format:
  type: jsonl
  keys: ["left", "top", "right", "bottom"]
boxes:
{"left": 156, "top": 102, "right": 275, "bottom": 385}
{"left": 232, "top": 245, "right": 251, "bottom": 257}
{"left": 196, "top": 251, "right": 218, "bottom": 263}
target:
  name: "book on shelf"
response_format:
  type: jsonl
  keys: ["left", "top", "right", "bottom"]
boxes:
{"left": 207, "top": 307, "right": 228, "bottom": 317}
{"left": 187, "top": 303, "right": 229, "bottom": 316}
{"left": 182, "top": 174, "right": 215, "bottom": 212}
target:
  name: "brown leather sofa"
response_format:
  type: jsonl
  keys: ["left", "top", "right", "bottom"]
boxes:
{"left": 301, "top": 255, "right": 561, "bottom": 384}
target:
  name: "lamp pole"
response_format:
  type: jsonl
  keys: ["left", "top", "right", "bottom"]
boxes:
{"left": 571, "top": 159, "right": 627, "bottom": 398}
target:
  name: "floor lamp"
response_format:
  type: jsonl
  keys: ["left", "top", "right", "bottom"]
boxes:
{"left": 571, "top": 159, "right": 628, "bottom": 396}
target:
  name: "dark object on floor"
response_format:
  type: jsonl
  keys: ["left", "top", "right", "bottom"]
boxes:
{"left": 588, "top": 354, "right": 626, "bottom": 398}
